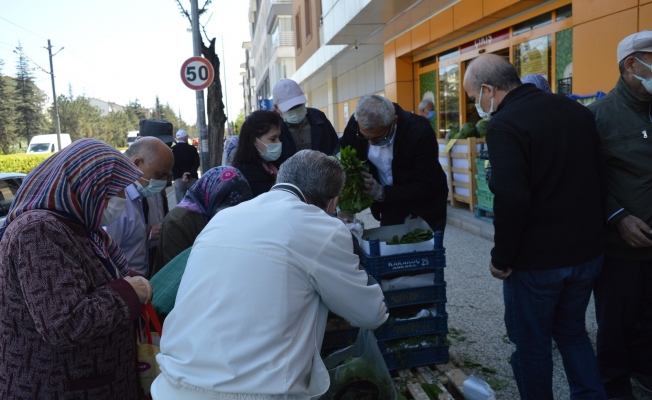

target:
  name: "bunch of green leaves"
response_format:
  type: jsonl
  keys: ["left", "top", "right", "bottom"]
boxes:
{"left": 386, "top": 229, "right": 434, "bottom": 245}
{"left": 337, "top": 146, "right": 375, "bottom": 214}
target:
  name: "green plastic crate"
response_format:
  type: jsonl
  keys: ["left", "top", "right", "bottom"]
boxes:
{"left": 475, "top": 158, "right": 489, "bottom": 175}
{"left": 476, "top": 189, "right": 494, "bottom": 210}
{"left": 475, "top": 174, "right": 489, "bottom": 192}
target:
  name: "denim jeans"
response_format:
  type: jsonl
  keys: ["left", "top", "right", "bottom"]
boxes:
{"left": 504, "top": 255, "right": 606, "bottom": 400}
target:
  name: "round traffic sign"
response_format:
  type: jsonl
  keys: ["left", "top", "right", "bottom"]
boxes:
{"left": 180, "top": 56, "right": 214, "bottom": 90}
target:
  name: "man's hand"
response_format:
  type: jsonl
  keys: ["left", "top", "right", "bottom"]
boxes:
{"left": 490, "top": 261, "right": 512, "bottom": 280}
{"left": 361, "top": 172, "right": 384, "bottom": 201}
{"left": 182, "top": 172, "right": 190, "bottom": 183}
{"left": 148, "top": 223, "right": 162, "bottom": 242}
{"left": 616, "top": 215, "right": 652, "bottom": 248}
{"left": 124, "top": 276, "right": 153, "bottom": 304}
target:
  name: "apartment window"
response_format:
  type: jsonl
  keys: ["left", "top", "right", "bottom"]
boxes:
{"left": 304, "top": 0, "right": 312, "bottom": 40}
{"left": 555, "top": 4, "right": 572, "bottom": 21}
{"left": 513, "top": 12, "right": 552, "bottom": 36}
{"left": 295, "top": 10, "right": 302, "bottom": 53}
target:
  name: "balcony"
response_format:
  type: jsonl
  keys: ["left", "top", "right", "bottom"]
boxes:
{"left": 273, "top": 31, "right": 295, "bottom": 48}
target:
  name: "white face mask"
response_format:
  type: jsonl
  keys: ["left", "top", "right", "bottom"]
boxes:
{"left": 101, "top": 196, "right": 127, "bottom": 226}
{"left": 282, "top": 104, "right": 307, "bottom": 124}
{"left": 256, "top": 139, "right": 282, "bottom": 161}
{"left": 634, "top": 58, "right": 652, "bottom": 95}
{"left": 474, "top": 85, "right": 494, "bottom": 121}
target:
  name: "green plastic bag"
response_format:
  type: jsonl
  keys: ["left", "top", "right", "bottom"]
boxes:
{"left": 320, "top": 329, "right": 398, "bottom": 399}
{"left": 150, "top": 247, "right": 192, "bottom": 316}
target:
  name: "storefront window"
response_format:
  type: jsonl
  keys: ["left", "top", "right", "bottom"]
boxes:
{"left": 556, "top": 29, "right": 573, "bottom": 95}
{"left": 513, "top": 12, "right": 552, "bottom": 36}
{"left": 514, "top": 35, "right": 552, "bottom": 84}
{"left": 438, "top": 64, "right": 460, "bottom": 138}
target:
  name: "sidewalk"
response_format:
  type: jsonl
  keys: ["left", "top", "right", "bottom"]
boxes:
{"left": 357, "top": 204, "right": 495, "bottom": 242}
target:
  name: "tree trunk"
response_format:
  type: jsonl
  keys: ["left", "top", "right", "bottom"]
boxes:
{"left": 201, "top": 38, "right": 226, "bottom": 169}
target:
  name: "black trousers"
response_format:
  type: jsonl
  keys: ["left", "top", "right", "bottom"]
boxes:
{"left": 593, "top": 257, "right": 652, "bottom": 398}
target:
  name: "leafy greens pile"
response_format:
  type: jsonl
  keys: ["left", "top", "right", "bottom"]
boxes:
{"left": 386, "top": 229, "right": 434, "bottom": 245}
{"left": 337, "top": 146, "right": 375, "bottom": 214}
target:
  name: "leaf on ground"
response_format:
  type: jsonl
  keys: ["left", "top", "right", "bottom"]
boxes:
{"left": 397, "top": 392, "right": 408, "bottom": 400}
{"left": 464, "top": 359, "right": 483, "bottom": 368}
{"left": 421, "top": 383, "right": 444, "bottom": 399}
{"left": 481, "top": 366, "right": 497, "bottom": 374}
{"left": 501, "top": 334, "right": 512, "bottom": 344}
{"left": 487, "top": 378, "right": 509, "bottom": 391}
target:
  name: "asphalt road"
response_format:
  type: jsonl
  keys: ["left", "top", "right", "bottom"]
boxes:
{"left": 358, "top": 210, "right": 650, "bottom": 399}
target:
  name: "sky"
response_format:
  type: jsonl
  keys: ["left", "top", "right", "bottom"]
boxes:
{"left": 0, "top": 0, "right": 251, "bottom": 126}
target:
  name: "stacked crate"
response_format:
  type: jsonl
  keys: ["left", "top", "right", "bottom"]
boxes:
{"left": 474, "top": 158, "right": 494, "bottom": 222}
{"left": 322, "top": 232, "right": 449, "bottom": 370}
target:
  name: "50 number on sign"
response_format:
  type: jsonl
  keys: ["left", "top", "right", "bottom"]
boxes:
{"left": 180, "top": 57, "right": 214, "bottom": 91}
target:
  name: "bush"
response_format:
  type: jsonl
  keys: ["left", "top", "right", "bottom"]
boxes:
{"left": 0, "top": 154, "right": 52, "bottom": 174}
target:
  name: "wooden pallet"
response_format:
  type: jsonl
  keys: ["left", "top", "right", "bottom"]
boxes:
{"left": 394, "top": 362, "right": 467, "bottom": 400}
{"left": 473, "top": 205, "right": 494, "bottom": 223}
{"left": 437, "top": 138, "right": 487, "bottom": 212}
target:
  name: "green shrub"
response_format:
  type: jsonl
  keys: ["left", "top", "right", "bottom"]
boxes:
{"left": 0, "top": 154, "right": 52, "bottom": 174}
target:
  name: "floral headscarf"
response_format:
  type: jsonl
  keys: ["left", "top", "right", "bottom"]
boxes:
{"left": 0, "top": 138, "right": 142, "bottom": 279}
{"left": 177, "top": 166, "right": 252, "bottom": 221}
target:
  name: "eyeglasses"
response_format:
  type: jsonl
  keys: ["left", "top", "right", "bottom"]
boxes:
{"left": 356, "top": 123, "right": 394, "bottom": 143}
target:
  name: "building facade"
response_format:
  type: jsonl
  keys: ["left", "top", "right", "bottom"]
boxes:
{"left": 290, "top": 0, "right": 651, "bottom": 134}
{"left": 248, "top": 0, "right": 297, "bottom": 109}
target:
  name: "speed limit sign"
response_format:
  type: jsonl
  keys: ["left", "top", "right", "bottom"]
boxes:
{"left": 180, "top": 56, "right": 214, "bottom": 90}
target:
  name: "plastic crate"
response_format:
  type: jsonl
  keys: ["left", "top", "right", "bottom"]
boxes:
{"left": 360, "top": 247, "right": 446, "bottom": 279}
{"left": 383, "top": 344, "right": 450, "bottom": 370}
{"left": 475, "top": 174, "right": 489, "bottom": 192}
{"left": 475, "top": 158, "right": 490, "bottom": 175}
{"left": 384, "top": 283, "right": 446, "bottom": 308}
{"left": 375, "top": 312, "right": 448, "bottom": 341}
{"left": 476, "top": 189, "right": 494, "bottom": 209}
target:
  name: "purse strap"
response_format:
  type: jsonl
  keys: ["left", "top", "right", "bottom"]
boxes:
{"left": 141, "top": 302, "right": 163, "bottom": 344}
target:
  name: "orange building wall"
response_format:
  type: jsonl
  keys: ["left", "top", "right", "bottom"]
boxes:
{"left": 572, "top": 0, "right": 643, "bottom": 95}
{"left": 293, "top": 0, "right": 321, "bottom": 70}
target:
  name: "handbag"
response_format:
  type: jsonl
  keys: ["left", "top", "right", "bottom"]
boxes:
{"left": 138, "top": 302, "right": 163, "bottom": 400}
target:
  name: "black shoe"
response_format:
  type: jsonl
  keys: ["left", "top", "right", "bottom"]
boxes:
{"left": 632, "top": 373, "right": 652, "bottom": 394}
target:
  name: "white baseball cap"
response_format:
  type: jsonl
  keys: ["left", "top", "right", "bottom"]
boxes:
{"left": 272, "top": 79, "right": 307, "bottom": 112}
{"left": 617, "top": 30, "right": 652, "bottom": 63}
{"left": 175, "top": 129, "right": 189, "bottom": 139}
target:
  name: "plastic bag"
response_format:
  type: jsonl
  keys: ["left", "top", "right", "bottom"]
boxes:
{"left": 321, "top": 329, "right": 397, "bottom": 400}
{"left": 346, "top": 218, "right": 364, "bottom": 243}
{"left": 138, "top": 303, "right": 163, "bottom": 400}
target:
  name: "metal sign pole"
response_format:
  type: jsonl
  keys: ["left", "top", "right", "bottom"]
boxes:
{"left": 191, "top": 0, "right": 209, "bottom": 174}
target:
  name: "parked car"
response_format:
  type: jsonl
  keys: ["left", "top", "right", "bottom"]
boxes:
{"left": 127, "top": 130, "right": 139, "bottom": 147}
{"left": 0, "top": 173, "right": 27, "bottom": 226}
{"left": 26, "top": 134, "right": 72, "bottom": 154}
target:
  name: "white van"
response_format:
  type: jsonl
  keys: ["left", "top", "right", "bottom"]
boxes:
{"left": 26, "top": 134, "right": 72, "bottom": 154}
{"left": 127, "top": 131, "right": 139, "bottom": 147}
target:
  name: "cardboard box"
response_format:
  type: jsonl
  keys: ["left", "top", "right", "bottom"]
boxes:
{"left": 360, "top": 217, "right": 434, "bottom": 256}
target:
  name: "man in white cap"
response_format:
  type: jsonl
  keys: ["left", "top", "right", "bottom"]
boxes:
{"left": 272, "top": 78, "right": 339, "bottom": 165}
{"left": 589, "top": 30, "right": 652, "bottom": 399}
{"left": 171, "top": 129, "right": 200, "bottom": 203}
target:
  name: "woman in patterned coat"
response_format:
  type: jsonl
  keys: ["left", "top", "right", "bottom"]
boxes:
{"left": 0, "top": 139, "right": 152, "bottom": 399}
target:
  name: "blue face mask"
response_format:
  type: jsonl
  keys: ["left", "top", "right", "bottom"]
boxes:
{"left": 426, "top": 110, "right": 435, "bottom": 121}
{"left": 370, "top": 124, "right": 396, "bottom": 147}
{"left": 135, "top": 178, "right": 167, "bottom": 197}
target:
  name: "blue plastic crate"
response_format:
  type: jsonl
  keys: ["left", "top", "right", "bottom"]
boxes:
{"left": 375, "top": 312, "right": 448, "bottom": 341}
{"left": 360, "top": 247, "right": 446, "bottom": 279}
{"left": 382, "top": 344, "right": 450, "bottom": 370}
{"left": 383, "top": 283, "right": 447, "bottom": 308}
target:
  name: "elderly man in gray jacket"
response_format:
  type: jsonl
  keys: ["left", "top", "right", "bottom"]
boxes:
{"left": 152, "top": 150, "right": 388, "bottom": 399}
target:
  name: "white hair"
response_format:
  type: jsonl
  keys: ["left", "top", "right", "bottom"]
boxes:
{"left": 353, "top": 94, "right": 395, "bottom": 130}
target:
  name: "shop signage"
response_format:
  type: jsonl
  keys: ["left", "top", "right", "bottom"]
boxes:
{"left": 461, "top": 28, "right": 510, "bottom": 54}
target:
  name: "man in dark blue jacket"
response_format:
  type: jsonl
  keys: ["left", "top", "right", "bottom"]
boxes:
{"left": 272, "top": 79, "right": 339, "bottom": 165}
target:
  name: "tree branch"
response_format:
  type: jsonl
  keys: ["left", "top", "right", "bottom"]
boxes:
{"left": 175, "top": 0, "right": 192, "bottom": 26}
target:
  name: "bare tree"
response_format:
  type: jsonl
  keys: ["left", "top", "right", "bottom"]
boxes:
{"left": 176, "top": 0, "right": 226, "bottom": 168}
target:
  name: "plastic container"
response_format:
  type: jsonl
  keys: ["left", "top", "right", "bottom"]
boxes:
{"left": 360, "top": 246, "right": 446, "bottom": 280}
{"left": 475, "top": 174, "right": 490, "bottom": 192}
{"left": 475, "top": 158, "right": 489, "bottom": 175}
{"left": 375, "top": 312, "right": 448, "bottom": 341}
{"left": 476, "top": 189, "right": 494, "bottom": 210}
{"left": 383, "top": 283, "right": 447, "bottom": 308}
{"left": 382, "top": 344, "right": 450, "bottom": 371}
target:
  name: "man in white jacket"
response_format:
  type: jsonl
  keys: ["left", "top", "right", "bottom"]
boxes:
{"left": 152, "top": 150, "right": 388, "bottom": 400}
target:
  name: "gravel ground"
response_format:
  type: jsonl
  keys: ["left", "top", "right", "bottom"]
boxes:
{"left": 358, "top": 210, "right": 651, "bottom": 399}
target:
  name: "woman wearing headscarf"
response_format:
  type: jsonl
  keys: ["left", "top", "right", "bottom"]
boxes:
{"left": 0, "top": 139, "right": 152, "bottom": 399}
{"left": 150, "top": 166, "right": 252, "bottom": 277}
{"left": 232, "top": 110, "right": 282, "bottom": 197}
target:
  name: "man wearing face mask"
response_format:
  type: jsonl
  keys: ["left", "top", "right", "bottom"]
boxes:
{"left": 340, "top": 94, "right": 448, "bottom": 232}
{"left": 588, "top": 31, "right": 652, "bottom": 399}
{"left": 272, "top": 79, "right": 340, "bottom": 165}
{"left": 463, "top": 54, "right": 606, "bottom": 399}
{"left": 417, "top": 98, "right": 435, "bottom": 121}
{"left": 104, "top": 137, "right": 174, "bottom": 277}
